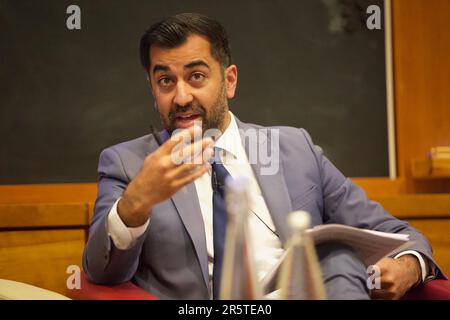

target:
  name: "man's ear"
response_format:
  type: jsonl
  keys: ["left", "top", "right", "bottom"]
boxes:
{"left": 225, "top": 65, "right": 238, "bottom": 99}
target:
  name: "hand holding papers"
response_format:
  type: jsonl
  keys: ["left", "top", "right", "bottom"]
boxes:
{"left": 261, "top": 222, "right": 413, "bottom": 295}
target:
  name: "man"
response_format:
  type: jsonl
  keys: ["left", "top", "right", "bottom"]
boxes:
{"left": 83, "top": 13, "right": 442, "bottom": 299}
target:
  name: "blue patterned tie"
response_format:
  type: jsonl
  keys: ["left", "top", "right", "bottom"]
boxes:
{"left": 211, "top": 147, "right": 231, "bottom": 299}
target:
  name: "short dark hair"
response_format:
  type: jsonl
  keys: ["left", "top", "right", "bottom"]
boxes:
{"left": 139, "top": 13, "right": 232, "bottom": 72}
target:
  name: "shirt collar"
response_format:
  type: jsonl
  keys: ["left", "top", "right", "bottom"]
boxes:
{"left": 214, "top": 111, "right": 241, "bottom": 160}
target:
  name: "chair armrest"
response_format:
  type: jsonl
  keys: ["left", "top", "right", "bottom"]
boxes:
{"left": 67, "top": 272, "right": 158, "bottom": 300}
{"left": 403, "top": 279, "right": 450, "bottom": 300}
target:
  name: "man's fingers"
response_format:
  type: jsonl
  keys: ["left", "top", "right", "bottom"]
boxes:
{"left": 370, "top": 289, "right": 388, "bottom": 300}
{"left": 380, "top": 275, "right": 396, "bottom": 288}
{"left": 167, "top": 161, "right": 210, "bottom": 180}
{"left": 371, "top": 289, "right": 398, "bottom": 300}
{"left": 160, "top": 133, "right": 184, "bottom": 153}
{"left": 172, "top": 163, "right": 210, "bottom": 189}
{"left": 170, "top": 137, "right": 214, "bottom": 165}
{"left": 162, "top": 125, "right": 202, "bottom": 153}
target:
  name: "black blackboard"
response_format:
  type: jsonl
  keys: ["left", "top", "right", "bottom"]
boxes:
{"left": 0, "top": 0, "right": 388, "bottom": 184}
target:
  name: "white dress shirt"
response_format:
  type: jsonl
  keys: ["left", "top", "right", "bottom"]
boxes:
{"left": 106, "top": 111, "right": 430, "bottom": 292}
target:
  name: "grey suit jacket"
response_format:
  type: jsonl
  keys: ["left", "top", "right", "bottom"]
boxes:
{"left": 83, "top": 118, "right": 442, "bottom": 299}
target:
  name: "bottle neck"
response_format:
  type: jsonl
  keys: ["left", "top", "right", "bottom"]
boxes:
{"left": 289, "top": 228, "right": 308, "bottom": 246}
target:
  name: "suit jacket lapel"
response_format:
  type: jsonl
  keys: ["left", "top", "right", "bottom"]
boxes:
{"left": 171, "top": 184, "right": 209, "bottom": 289}
{"left": 236, "top": 119, "right": 292, "bottom": 244}
{"left": 157, "top": 129, "right": 210, "bottom": 290}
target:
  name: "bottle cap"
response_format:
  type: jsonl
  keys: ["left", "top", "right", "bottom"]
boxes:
{"left": 288, "top": 211, "right": 311, "bottom": 230}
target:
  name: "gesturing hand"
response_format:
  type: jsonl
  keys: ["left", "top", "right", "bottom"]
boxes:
{"left": 118, "top": 125, "right": 214, "bottom": 227}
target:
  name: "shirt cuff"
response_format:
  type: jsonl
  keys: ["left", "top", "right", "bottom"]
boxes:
{"left": 106, "top": 198, "right": 150, "bottom": 250}
{"left": 394, "top": 250, "right": 428, "bottom": 282}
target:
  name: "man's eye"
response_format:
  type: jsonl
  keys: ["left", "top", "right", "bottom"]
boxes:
{"left": 158, "top": 77, "right": 173, "bottom": 86}
{"left": 190, "top": 73, "right": 205, "bottom": 82}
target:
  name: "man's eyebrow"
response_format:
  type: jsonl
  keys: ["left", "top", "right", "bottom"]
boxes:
{"left": 153, "top": 64, "right": 170, "bottom": 74}
{"left": 184, "top": 60, "right": 210, "bottom": 70}
{"left": 152, "top": 61, "right": 210, "bottom": 74}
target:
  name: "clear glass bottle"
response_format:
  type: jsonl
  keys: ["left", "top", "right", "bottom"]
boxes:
{"left": 219, "top": 176, "right": 262, "bottom": 300}
{"left": 277, "top": 210, "right": 327, "bottom": 299}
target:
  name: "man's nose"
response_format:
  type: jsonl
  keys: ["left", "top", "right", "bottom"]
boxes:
{"left": 173, "top": 81, "right": 193, "bottom": 107}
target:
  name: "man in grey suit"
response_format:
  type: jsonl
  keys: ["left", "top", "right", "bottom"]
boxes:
{"left": 83, "top": 13, "right": 442, "bottom": 300}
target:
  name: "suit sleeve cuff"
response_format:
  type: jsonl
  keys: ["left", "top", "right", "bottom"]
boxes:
{"left": 106, "top": 198, "right": 150, "bottom": 250}
{"left": 394, "top": 250, "right": 428, "bottom": 282}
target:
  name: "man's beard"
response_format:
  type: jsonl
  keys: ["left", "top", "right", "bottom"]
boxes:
{"left": 158, "top": 82, "right": 228, "bottom": 134}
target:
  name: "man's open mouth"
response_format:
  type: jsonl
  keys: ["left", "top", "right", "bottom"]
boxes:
{"left": 174, "top": 113, "right": 202, "bottom": 128}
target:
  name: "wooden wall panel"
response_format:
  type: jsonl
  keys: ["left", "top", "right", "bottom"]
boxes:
{"left": 392, "top": 0, "right": 450, "bottom": 192}
{"left": 352, "top": 177, "right": 404, "bottom": 197}
{"left": 0, "top": 203, "right": 89, "bottom": 228}
{"left": 0, "top": 202, "right": 90, "bottom": 296}
{"left": 0, "top": 230, "right": 85, "bottom": 295}
{"left": 371, "top": 194, "right": 450, "bottom": 219}
{"left": 0, "top": 183, "right": 97, "bottom": 204}
{"left": 406, "top": 219, "right": 450, "bottom": 276}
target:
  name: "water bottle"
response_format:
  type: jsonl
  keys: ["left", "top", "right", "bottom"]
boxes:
{"left": 219, "top": 176, "right": 262, "bottom": 299}
{"left": 277, "top": 210, "right": 327, "bottom": 299}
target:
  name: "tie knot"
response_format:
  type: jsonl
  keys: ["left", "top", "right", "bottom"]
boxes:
{"left": 211, "top": 147, "right": 223, "bottom": 165}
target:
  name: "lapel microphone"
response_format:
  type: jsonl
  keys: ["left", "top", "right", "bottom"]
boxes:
{"left": 150, "top": 125, "right": 163, "bottom": 146}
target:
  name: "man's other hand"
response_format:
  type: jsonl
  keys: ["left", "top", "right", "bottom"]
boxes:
{"left": 371, "top": 255, "right": 421, "bottom": 300}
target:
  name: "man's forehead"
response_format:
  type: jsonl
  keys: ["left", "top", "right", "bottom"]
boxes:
{"left": 149, "top": 35, "right": 215, "bottom": 70}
